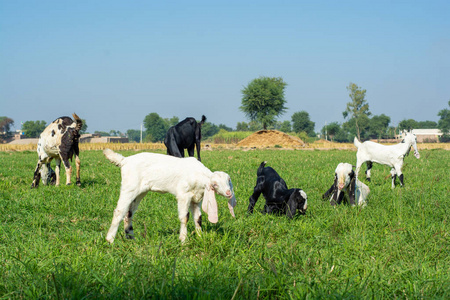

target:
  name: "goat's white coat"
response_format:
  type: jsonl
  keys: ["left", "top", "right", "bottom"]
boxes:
{"left": 103, "top": 149, "right": 236, "bottom": 243}
{"left": 354, "top": 131, "right": 420, "bottom": 188}
{"left": 332, "top": 163, "right": 369, "bottom": 207}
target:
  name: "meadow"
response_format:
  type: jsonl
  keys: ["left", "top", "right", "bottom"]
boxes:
{"left": 0, "top": 148, "right": 449, "bottom": 299}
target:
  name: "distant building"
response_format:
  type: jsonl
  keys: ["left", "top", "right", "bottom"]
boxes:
{"left": 397, "top": 129, "right": 443, "bottom": 143}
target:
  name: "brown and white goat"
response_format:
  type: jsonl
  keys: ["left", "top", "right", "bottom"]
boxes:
{"left": 31, "top": 113, "right": 82, "bottom": 188}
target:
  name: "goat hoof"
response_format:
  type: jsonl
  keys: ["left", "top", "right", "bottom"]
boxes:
{"left": 66, "top": 183, "right": 72, "bottom": 186}
{"left": 76, "top": 181, "right": 81, "bottom": 187}
{"left": 366, "top": 178, "right": 371, "bottom": 182}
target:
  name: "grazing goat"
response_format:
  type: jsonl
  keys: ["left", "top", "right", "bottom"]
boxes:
{"left": 322, "top": 163, "right": 369, "bottom": 207}
{"left": 354, "top": 130, "right": 420, "bottom": 188}
{"left": 103, "top": 149, "right": 237, "bottom": 243}
{"left": 31, "top": 113, "right": 82, "bottom": 188}
{"left": 164, "top": 115, "right": 206, "bottom": 161}
{"left": 248, "top": 162, "right": 307, "bottom": 218}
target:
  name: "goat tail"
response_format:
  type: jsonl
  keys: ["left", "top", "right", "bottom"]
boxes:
{"left": 257, "top": 161, "right": 267, "bottom": 175}
{"left": 103, "top": 148, "right": 124, "bottom": 167}
{"left": 199, "top": 115, "right": 206, "bottom": 126}
{"left": 72, "top": 113, "right": 83, "bottom": 132}
{"left": 353, "top": 137, "right": 361, "bottom": 148}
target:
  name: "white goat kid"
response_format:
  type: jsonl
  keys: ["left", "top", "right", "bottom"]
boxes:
{"left": 322, "top": 163, "right": 369, "bottom": 207}
{"left": 103, "top": 149, "right": 237, "bottom": 244}
{"left": 354, "top": 131, "right": 420, "bottom": 188}
{"left": 31, "top": 113, "right": 82, "bottom": 188}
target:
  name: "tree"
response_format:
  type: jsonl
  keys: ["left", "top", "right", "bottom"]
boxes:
{"left": 236, "top": 122, "right": 249, "bottom": 131}
{"left": 80, "top": 119, "right": 88, "bottom": 134}
{"left": 22, "top": 120, "right": 47, "bottom": 138}
{"left": 127, "top": 129, "right": 145, "bottom": 143}
{"left": 438, "top": 100, "right": 450, "bottom": 142}
{"left": 202, "top": 122, "right": 220, "bottom": 138}
{"left": 343, "top": 82, "right": 371, "bottom": 140}
{"left": 0, "top": 117, "right": 14, "bottom": 141}
{"left": 291, "top": 111, "right": 315, "bottom": 137}
{"left": 398, "top": 119, "right": 418, "bottom": 131}
{"left": 218, "top": 124, "right": 233, "bottom": 132}
{"left": 368, "top": 114, "right": 391, "bottom": 140}
{"left": 164, "top": 116, "right": 180, "bottom": 128}
{"left": 143, "top": 113, "right": 168, "bottom": 142}
{"left": 279, "top": 120, "right": 291, "bottom": 133}
{"left": 240, "top": 76, "right": 288, "bottom": 129}
{"left": 321, "top": 122, "right": 340, "bottom": 141}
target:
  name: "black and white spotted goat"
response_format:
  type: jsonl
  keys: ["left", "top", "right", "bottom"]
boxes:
{"left": 248, "top": 161, "right": 307, "bottom": 218}
{"left": 31, "top": 113, "right": 82, "bottom": 188}
{"left": 103, "top": 149, "right": 237, "bottom": 243}
{"left": 354, "top": 130, "right": 420, "bottom": 188}
{"left": 322, "top": 163, "right": 370, "bottom": 207}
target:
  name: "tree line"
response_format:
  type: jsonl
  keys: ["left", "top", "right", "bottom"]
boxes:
{"left": 1, "top": 78, "right": 449, "bottom": 143}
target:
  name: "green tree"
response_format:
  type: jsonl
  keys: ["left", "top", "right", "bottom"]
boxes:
{"left": 343, "top": 82, "right": 371, "bottom": 140}
{"left": 218, "top": 124, "right": 233, "bottom": 132}
{"left": 202, "top": 122, "right": 220, "bottom": 138}
{"left": 368, "top": 114, "right": 391, "bottom": 140}
{"left": 164, "top": 116, "right": 180, "bottom": 128}
{"left": 279, "top": 120, "right": 291, "bottom": 133}
{"left": 80, "top": 119, "right": 88, "bottom": 134}
{"left": 438, "top": 100, "right": 450, "bottom": 142}
{"left": 240, "top": 76, "right": 288, "bottom": 129}
{"left": 143, "top": 113, "right": 168, "bottom": 142}
{"left": 0, "top": 117, "right": 14, "bottom": 141}
{"left": 127, "top": 129, "right": 145, "bottom": 143}
{"left": 236, "top": 122, "right": 249, "bottom": 131}
{"left": 321, "top": 122, "right": 341, "bottom": 141}
{"left": 398, "top": 119, "right": 418, "bottom": 131}
{"left": 249, "top": 121, "right": 263, "bottom": 131}
{"left": 291, "top": 111, "right": 315, "bottom": 137}
{"left": 417, "top": 120, "right": 437, "bottom": 129}
{"left": 94, "top": 131, "right": 111, "bottom": 136}
{"left": 22, "top": 120, "right": 46, "bottom": 138}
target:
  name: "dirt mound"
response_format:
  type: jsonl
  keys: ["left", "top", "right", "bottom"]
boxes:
{"left": 236, "top": 130, "right": 305, "bottom": 148}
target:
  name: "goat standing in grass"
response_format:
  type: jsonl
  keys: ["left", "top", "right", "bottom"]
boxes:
{"left": 354, "top": 130, "right": 420, "bottom": 188}
{"left": 164, "top": 115, "right": 206, "bottom": 161}
{"left": 103, "top": 149, "right": 237, "bottom": 243}
{"left": 322, "top": 163, "right": 369, "bottom": 207}
{"left": 31, "top": 113, "right": 82, "bottom": 188}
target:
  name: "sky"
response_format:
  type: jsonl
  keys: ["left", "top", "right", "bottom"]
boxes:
{"left": 1, "top": 0, "right": 449, "bottom": 134}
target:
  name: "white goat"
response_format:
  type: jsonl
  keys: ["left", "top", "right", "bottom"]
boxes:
{"left": 354, "top": 130, "right": 420, "bottom": 188}
{"left": 103, "top": 149, "right": 237, "bottom": 243}
{"left": 322, "top": 163, "right": 369, "bottom": 207}
{"left": 31, "top": 113, "right": 82, "bottom": 188}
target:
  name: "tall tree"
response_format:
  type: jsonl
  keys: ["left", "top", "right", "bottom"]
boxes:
{"left": 240, "top": 76, "right": 287, "bottom": 129}
{"left": 343, "top": 82, "right": 371, "bottom": 140}
{"left": 291, "top": 111, "right": 315, "bottom": 137}
{"left": 22, "top": 120, "right": 47, "bottom": 138}
{"left": 143, "top": 113, "right": 168, "bottom": 142}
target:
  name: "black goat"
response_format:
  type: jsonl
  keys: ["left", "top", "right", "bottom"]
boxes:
{"left": 247, "top": 162, "right": 308, "bottom": 218}
{"left": 164, "top": 115, "right": 206, "bottom": 161}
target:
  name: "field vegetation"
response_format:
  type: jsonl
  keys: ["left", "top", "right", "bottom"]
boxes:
{"left": 0, "top": 149, "right": 449, "bottom": 298}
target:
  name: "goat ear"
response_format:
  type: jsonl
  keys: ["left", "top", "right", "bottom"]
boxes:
{"left": 202, "top": 185, "right": 218, "bottom": 223}
{"left": 286, "top": 194, "right": 297, "bottom": 219}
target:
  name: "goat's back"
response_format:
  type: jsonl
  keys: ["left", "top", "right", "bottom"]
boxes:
{"left": 119, "top": 152, "right": 212, "bottom": 194}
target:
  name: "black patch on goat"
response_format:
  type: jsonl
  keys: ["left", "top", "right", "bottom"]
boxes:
{"left": 164, "top": 115, "right": 206, "bottom": 161}
{"left": 248, "top": 162, "right": 307, "bottom": 218}
{"left": 322, "top": 170, "right": 356, "bottom": 206}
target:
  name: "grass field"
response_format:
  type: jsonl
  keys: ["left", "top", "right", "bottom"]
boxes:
{"left": 0, "top": 148, "right": 449, "bottom": 299}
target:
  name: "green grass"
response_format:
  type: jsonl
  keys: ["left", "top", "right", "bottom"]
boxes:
{"left": 0, "top": 149, "right": 449, "bottom": 299}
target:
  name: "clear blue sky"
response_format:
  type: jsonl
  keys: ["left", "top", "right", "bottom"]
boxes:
{"left": 1, "top": 0, "right": 449, "bottom": 133}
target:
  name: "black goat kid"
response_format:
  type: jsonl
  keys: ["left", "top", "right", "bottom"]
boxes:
{"left": 164, "top": 115, "right": 206, "bottom": 161}
{"left": 248, "top": 162, "right": 308, "bottom": 218}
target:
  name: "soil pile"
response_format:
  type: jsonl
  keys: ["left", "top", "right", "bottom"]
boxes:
{"left": 236, "top": 130, "right": 305, "bottom": 148}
